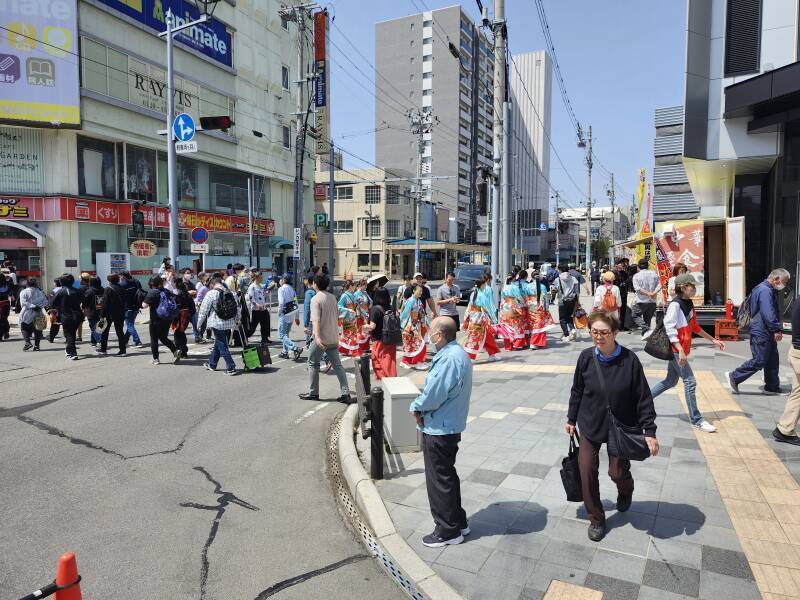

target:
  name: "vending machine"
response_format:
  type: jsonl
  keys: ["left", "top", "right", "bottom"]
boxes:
{"left": 95, "top": 252, "right": 130, "bottom": 284}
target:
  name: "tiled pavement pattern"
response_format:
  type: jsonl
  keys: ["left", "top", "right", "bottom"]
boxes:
{"left": 376, "top": 330, "right": 799, "bottom": 600}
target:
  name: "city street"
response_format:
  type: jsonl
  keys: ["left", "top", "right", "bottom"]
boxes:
{"left": 0, "top": 320, "right": 402, "bottom": 600}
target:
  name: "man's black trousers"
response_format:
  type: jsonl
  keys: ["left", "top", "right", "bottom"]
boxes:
{"left": 422, "top": 432, "right": 467, "bottom": 539}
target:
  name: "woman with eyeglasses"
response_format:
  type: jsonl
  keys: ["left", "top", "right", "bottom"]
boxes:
{"left": 565, "top": 309, "right": 659, "bottom": 542}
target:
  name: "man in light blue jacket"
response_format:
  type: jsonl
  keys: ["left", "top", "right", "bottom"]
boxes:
{"left": 409, "top": 316, "right": 473, "bottom": 548}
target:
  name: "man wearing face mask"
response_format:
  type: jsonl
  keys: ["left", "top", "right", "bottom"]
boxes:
{"left": 727, "top": 268, "right": 791, "bottom": 396}
{"left": 409, "top": 316, "right": 473, "bottom": 548}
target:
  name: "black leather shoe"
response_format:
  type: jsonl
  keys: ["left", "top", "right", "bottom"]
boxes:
{"left": 337, "top": 394, "right": 353, "bottom": 404}
{"left": 298, "top": 392, "right": 320, "bottom": 401}
{"left": 588, "top": 523, "right": 605, "bottom": 542}
{"left": 617, "top": 494, "right": 632, "bottom": 513}
{"left": 773, "top": 428, "right": 800, "bottom": 446}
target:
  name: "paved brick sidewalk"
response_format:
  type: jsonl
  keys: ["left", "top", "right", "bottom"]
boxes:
{"left": 376, "top": 328, "right": 797, "bottom": 600}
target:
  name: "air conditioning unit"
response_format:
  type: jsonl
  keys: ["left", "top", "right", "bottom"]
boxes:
{"left": 661, "top": 223, "right": 676, "bottom": 237}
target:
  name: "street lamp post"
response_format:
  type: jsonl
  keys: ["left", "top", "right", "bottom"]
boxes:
{"left": 159, "top": 1, "right": 221, "bottom": 271}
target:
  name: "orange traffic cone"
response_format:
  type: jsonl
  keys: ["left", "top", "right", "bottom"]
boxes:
{"left": 54, "top": 552, "right": 82, "bottom": 600}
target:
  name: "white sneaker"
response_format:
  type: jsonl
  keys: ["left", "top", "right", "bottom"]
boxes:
{"left": 414, "top": 363, "right": 429, "bottom": 371}
{"left": 400, "top": 362, "right": 411, "bottom": 369}
{"left": 694, "top": 420, "right": 717, "bottom": 433}
{"left": 561, "top": 335, "right": 570, "bottom": 342}
{"left": 151, "top": 358, "right": 160, "bottom": 365}
{"left": 488, "top": 354, "right": 501, "bottom": 362}
{"left": 570, "top": 330, "right": 578, "bottom": 341}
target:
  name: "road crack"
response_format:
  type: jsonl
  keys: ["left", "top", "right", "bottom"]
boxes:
{"left": 180, "top": 466, "right": 260, "bottom": 600}
{"left": 253, "top": 554, "right": 369, "bottom": 598}
{"left": 1, "top": 389, "right": 220, "bottom": 461}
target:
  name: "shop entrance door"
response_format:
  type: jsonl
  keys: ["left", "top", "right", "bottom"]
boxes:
{"left": 0, "top": 220, "right": 44, "bottom": 280}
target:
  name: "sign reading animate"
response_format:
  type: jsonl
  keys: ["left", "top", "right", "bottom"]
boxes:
{"left": 96, "top": 0, "right": 232, "bottom": 68}
{"left": 313, "top": 10, "right": 329, "bottom": 155}
{"left": 0, "top": 0, "right": 80, "bottom": 126}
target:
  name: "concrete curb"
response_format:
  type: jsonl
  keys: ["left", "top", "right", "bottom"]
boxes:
{"left": 338, "top": 403, "right": 463, "bottom": 600}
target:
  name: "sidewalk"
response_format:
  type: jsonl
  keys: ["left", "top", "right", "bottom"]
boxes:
{"left": 374, "top": 326, "right": 798, "bottom": 600}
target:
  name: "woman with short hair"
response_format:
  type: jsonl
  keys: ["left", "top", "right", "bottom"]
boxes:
{"left": 566, "top": 309, "right": 659, "bottom": 542}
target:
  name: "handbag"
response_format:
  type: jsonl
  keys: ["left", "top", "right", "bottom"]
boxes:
{"left": 592, "top": 354, "right": 650, "bottom": 461}
{"left": 560, "top": 434, "right": 583, "bottom": 501}
{"left": 643, "top": 323, "right": 674, "bottom": 360}
{"left": 573, "top": 304, "right": 588, "bottom": 329}
{"left": 33, "top": 309, "right": 47, "bottom": 331}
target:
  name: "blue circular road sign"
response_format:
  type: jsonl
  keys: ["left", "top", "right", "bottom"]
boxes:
{"left": 191, "top": 227, "right": 208, "bottom": 244}
{"left": 173, "top": 113, "right": 196, "bottom": 142}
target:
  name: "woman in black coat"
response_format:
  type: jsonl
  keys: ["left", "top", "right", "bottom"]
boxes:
{"left": 566, "top": 309, "right": 659, "bottom": 542}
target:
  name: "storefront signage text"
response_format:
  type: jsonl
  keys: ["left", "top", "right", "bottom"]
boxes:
{"left": 95, "top": 0, "right": 233, "bottom": 67}
{"left": 130, "top": 239, "right": 158, "bottom": 257}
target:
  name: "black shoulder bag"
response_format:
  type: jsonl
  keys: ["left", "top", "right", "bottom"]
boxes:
{"left": 592, "top": 353, "right": 650, "bottom": 461}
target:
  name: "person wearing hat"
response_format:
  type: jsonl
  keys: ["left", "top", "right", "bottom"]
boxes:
{"left": 631, "top": 258, "right": 661, "bottom": 337}
{"left": 648, "top": 273, "right": 725, "bottom": 433}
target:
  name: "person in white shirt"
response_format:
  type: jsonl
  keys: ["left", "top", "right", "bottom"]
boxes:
{"left": 246, "top": 271, "right": 271, "bottom": 343}
{"left": 277, "top": 274, "right": 302, "bottom": 360}
{"left": 593, "top": 270, "right": 622, "bottom": 318}
{"left": 631, "top": 258, "right": 661, "bottom": 336}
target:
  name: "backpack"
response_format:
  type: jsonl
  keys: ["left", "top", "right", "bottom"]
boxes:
{"left": 546, "top": 268, "right": 558, "bottom": 284}
{"left": 558, "top": 276, "right": 578, "bottom": 303}
{"left": 382, "top": 308, "right": 403, "bottom": 345}
{"left": 215, "top": 288, "right": 238, "bottom": 320}
{"left": 601, "top": 286, "right": 617, "bottom": 312}
{"left": 736, "top": 293, "right": 753, "bottom": 331}
{"left": 156, "top": 289, "right": 179, "bottom": 320}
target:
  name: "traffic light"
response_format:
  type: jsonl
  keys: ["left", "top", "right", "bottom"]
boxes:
{"left": 200, "top": 116, "right": 233, "bottom": 132}
{"left": 132, "top": 207, "right": 145, "bottom": 236}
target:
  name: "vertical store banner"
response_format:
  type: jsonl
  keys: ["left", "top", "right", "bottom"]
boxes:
{"left": 0, "top": 0, "right": 81, "bottom": 126}
{"left": 95, "top": 0, "right": 233, "bottom": 68}
{"left": 655, "top": 220, "right": 705, "bottom": 303}
{"left": 314, "top": 10, "right": 329, "bottom": 154}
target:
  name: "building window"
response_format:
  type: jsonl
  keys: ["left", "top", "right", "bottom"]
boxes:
{"left": 423, "top": 72, "right": 433, "bottom": 79}
{"left": 157, "top": 153, "right": 197, "bottom": 208}
{"left": 78, "top": 136, "right": 118, "bottom": 199}
{"left": 282, "top": 125, "right": 291, "bottom": 149}
{"left": 423, "top": 54, "right": 432, "bottom": 62}
{"left": 125, "top": 145, "right": 156, "bottom": 203}
{"left": 282, "top": 65, "right": 290, "bottom": 90}
{"left": 358, "top": 253, "right": 379, "bottom": 268}
{"left": 724, "top": 0, "right": 762, "bottom": 76}
{"left": 363, "top": 218, "right": 381, "bottom": 238}
{"left": 404, "top": 189, "right": 411, "bottom": 205}
{"left": 365, "top": 185, "right": 381, "bottom": 204}
{"left": 423, "top": 89, "right": 433, "bottom": 96}
{"left": 386, "top": 220, "right": 401, "bottom": 238}
{"left": 210, "top": 164, "right": 249, "bottom": 214}
{"left": 404, "top": 220, "right": 413, "bottom": 237}
{"left": 422, "top": 37, "right": 433, "bottom": 45}
{"left": 335, "top": 186, "right": 353, "bottom": 200}
{"left": 281, "top": 14, "right": 289, "bottom": 30}
{"left": 333, "top": 220, "right": 353, "bottom": 233}
{"left": 423, "top": 20, "right": 432, "bottom": 27}
{"left": 386, "top": 185, "right": 400, "bottom": 204}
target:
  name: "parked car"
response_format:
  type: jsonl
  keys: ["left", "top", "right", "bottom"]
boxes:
{"left": 454, "top": 264, "right": 489, "bottom": 303}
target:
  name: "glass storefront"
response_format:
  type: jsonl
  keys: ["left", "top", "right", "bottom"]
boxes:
{"left": 772, "top": 122, "right": 800, "bottom": 319}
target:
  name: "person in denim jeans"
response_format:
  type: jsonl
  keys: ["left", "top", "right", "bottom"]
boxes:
{"left": 82, "top": 277, "right": 104, "bottom": 346}
{"left": 197, "top": 276, "right": 240, "bottom": 375}
{"left": 649, "top": 274, "right": 724, "bottom": 433}
{"left": 120, "top": 272, "right": 143, "bottom": 347}
{"left": 277, "top": 274, "right": 302, "bottom": 360}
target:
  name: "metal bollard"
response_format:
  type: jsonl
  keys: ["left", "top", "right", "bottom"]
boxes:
{"left": 369, "top": 386, "right": 384, "bottom": 480}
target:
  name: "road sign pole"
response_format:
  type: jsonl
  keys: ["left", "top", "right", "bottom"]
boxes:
{"left": 165, "top": 11, "right": 179, "bottom": 271}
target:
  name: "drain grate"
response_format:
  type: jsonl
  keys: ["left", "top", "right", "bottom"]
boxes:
{"left": 326, "top": 415, "right": 426, "bottom": 600}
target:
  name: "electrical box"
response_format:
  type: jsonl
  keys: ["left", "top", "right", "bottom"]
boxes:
{"left": 381, "top": 377, "right": 422, "bottom": 453}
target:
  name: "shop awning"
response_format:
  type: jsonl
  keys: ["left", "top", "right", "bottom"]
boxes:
{"left": 618, "top": 234, "right": 654, "bottom": 249}
{"left": 269, "top": 236, "right": 294, "bottom": 250}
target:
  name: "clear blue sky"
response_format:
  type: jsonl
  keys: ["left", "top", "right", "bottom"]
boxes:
{"left": 326, "top": 0, "right": 687, "bottom": 212}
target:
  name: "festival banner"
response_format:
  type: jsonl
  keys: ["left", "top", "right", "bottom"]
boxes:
{"left": 654, "top": 238, "right": 672, "bottom": 303}
{"left": 655, "top": 220, "right": 705, "bottom": 303}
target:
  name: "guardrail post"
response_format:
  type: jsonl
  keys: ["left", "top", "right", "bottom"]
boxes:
{"left": 370, "top": 386, "right": 384, "bottom": 480}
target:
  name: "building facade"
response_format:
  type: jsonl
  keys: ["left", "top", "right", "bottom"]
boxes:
{"left": 683, "top": 0, "right": 799, "bottom": 310}
{"left": 653, "top": 106, "right": 698, "bottom": 218}
{"left": 0, "top": 0, "right": 313, "bottom": 285}
{"left": 557, "top": 207, "right": 632, "bottom": 266}
{"left": 374, "top": 5, "right": 494, "bottom": 243}
{"left": 509, "top": 50, "right": 553, "bottom": 261}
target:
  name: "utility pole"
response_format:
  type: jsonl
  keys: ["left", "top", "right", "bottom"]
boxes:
{"left": 328, "top": 141, "right": 335, "bottom": 279}
{"left": 501, "top": 99, "right": 511, "bottom": 278}
{"left": 281, "top": 3, "right": 317, "bottom": 293}
{"left": 577, "top": 125, "right": 593, "bottom": 272}
{"left": 491, "top": 0, "right": 507, "bottom": 297}
{"left": 409, "top": 109, "right": 434, "bottom": 273}
{"left": 607, "top": 173, "right": 616, "bottom": 265}
{"left": 553, "top": 191, "right": 560, "bottom": 268}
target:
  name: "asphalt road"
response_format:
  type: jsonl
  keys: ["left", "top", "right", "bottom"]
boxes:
{"left": 0, "top": 319, "right": 403, "bottom": 600}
